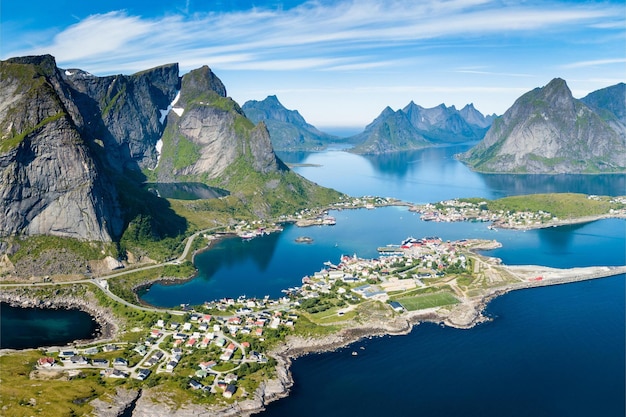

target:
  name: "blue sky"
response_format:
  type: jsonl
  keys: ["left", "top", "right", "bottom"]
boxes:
{"left": 2, "top": 0, "right": 624, "bottom": 128}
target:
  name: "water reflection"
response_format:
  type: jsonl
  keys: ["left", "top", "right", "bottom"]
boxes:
{"left": 145, "top": 182, "right": 229, "bottom": 200}
{"left": 479, "top": 173, "right": 626, "bottom": 197}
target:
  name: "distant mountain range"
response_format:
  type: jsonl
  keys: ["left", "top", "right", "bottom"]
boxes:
{"left": 460, "top": 79, "right": 626, "bottom": 174}
{"left": 348, "top": 102, "right": 495, "bottom": 154}
{"left": 242, "top": 95, "right": 338, "bottom": 151}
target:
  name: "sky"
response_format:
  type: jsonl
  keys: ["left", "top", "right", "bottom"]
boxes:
{"left": 2, "top": 0, "right": 625, "bottom": 129}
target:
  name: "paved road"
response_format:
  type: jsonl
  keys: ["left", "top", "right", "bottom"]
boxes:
{"left": 0, "top": 226, "right": 226, "bottom": 315}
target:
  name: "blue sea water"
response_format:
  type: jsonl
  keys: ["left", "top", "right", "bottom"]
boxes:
{"left": 140, "top": 208, "right": 626, "bottom": 306}
{"left": 139, "top": 145, "right": 626, "bottom": 416}
{"left": 263, "top": 275, "right": 625, "bottom": 417}
{"left": 0, "top": 303, "right": 100, "bottom": 349}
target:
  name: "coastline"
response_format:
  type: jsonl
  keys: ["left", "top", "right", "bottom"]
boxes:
{"left": 494, "top": 213, "right": 626, "bottom": 230}
{"left": 1, "top": 263, "right": 624, "bottom": 415}
{"left": 242, "top": 264, "right": 626, "bottom": 416}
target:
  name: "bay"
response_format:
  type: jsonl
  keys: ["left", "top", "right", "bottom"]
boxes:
{"left": 141, "top": 208, "right": 625, "bottom": 307}
{"left": 0, "top": 303, "right": 100, "bottom": 350}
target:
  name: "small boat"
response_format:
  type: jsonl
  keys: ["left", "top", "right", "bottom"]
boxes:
{"left": 351, "top": 351, "right": 358, "bottom": 356}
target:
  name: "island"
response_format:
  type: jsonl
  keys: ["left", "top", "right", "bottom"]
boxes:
{"left": 1, "top": 193, "right": 625, "bottom": 417}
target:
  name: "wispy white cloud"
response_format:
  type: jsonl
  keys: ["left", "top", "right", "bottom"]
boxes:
{"left": 5, "top": 0, "right": 623, "bottom": 74}
{"left": 561, "top": 58, "right": 626, "bottom": 69}
{"left": 454, "top": 69, "right": 534, "bottom": 77}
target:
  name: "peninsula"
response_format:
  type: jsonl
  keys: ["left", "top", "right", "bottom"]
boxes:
{"left": 1, "top": 198, "right": 624, "bottom": 416}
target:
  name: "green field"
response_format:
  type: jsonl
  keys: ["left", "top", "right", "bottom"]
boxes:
{"left": 394, "top": 292, "right": 459, "bottom": 311}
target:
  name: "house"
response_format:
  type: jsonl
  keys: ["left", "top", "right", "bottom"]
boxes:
{"left": 156, "top": 319, "right": 164, "bottom": 328}
{"left": 389, "top": 301, "right": 404, "bottom": 312}
{"left": 84, "top": 347, "right": 99, "bottom": 355}
{"left": 70, "top": 355, "right": 89, "bottom": 365}
{"left": 59, "top": 350, "right": 77, "bottom": 358}
{"left": 199, "top": 360, "right": 217, "bottom": 370}
{"left": 186, "top": 338, "right": 197, "bottom": 348}
{"left": 226, "top": 343, "right": 236, "bottom": 352}
{"left": 170, "top": 322, "right": 180, "bottom": 330}
{"left": 224, "top": 373, "right": 238, "bottom": 383}
{"left": 220, "top": 350, "right": 233, "bottom": 361}
{"left": 182, "top": 322, "right": 192, "bottom": 331}
{"left": 201, "top": 314, "right": 212, "bottom": 323}
{"left": 189, "top": 379, "right": 204, "bottom": 390}
{"left": 93, "top": 359, "right": 109, "bottom": 367}
{"left": 200, "top": 337, "right": 211, "bottom": 348}
{"left": 113, "top": 358, "right": 128, "bottom": 367}
{"left": 255, "top": 328, "right": 264, "bottom": 337}
{"left": 135, "top": 368, "right": 151, "bottom": 381}
{"left": 150, "top": 329, "right": 162, "bottom": 338}
{"left": 166, "top": 360, "right": 178, "bottom": 371}
{"left": 103, "top": 369, "right": 128, "bottom": 379}
{"left": 37, "top": 357, "right": 55, "bottom": 367}
{"left": 102, "top": 345, "right": 118, "bottom": 352}
{"left": 223, "top": 384, "right": 237, "bottom": 398}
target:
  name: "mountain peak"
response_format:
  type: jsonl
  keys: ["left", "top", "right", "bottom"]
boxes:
{"left": 461, "top": 78, "right": 626, "bottom": 173}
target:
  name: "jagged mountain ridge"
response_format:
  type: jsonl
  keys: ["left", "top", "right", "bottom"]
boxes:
{"left": 349, "top": 102, "right": 494, "bottom": 154}
{"left": 460, "top": 78, "right": 626, "bottom": 173}
{"left": 242, "top": 95, "right": 338, "bottom": 151}
{"left": 0, "top": 55, "right": 337, "bottom": 245}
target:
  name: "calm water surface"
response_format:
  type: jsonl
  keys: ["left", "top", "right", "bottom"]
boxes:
{"left": 142, "top": 146, "right": 625, "bottom": 305}
{"left": 137, "top": 145, "right": 625, "bottom": 417}
{"left": 263, "top": 275, "right": 625, "bottom": 417}
{"left": 0, "top": 303, "right": 100, "bottom": 349}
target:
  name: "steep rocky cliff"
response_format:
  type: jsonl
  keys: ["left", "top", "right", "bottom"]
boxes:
{"left": 242, "top": 95, "right": 337, "bottom": 151}
{"left": 154, "top": 66, "right": 286, "bottom": 182}
{"left": 0, "top": 55, "right": 123, "bottom": 241}
{"left": 460, "top": 78, "right": 626, "bottom": 173}
{"left": 349, "top": 102, "right": 493, "bottom": 154}
{"left": 62, "top": 62, "right": 180, "bottom": 171}
{"left": 1, "top": 55, "right": 341, "bottom": 247}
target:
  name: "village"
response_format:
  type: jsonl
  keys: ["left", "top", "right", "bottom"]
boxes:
{"left": 411, "top": 195, "right": 626, "bottom": 229}
{"left": 34, "top": 233, "right": 491, "bottom": 402}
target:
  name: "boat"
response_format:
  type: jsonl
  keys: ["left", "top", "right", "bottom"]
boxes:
{"left": 351, "top": 351, "right": 358, "bottom": 356}
{"left": 295, "top": 236, "right": 313, "bottom": 243}
{"left": 240, "top": 231, "right": 257, "bottom": 240}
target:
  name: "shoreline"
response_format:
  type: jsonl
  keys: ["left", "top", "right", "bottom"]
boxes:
{"left": 0, "top": 264, "right": 624, "bottom": 415}
{"left": 0, "top": 290, "right": 120, "bottom": 354}
{"left": 493, "top": 212, "right": 626, "bottom": 230}
{"left": 244, "top": 264, "right": 626, "bottom": 416}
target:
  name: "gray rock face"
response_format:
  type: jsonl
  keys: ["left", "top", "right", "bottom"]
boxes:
{"left": 0, "top": 55, "right": 123, "bottom": 241}
{"left": 460, "top": 78, "right": 626, "bottom": 173}
{"left": 1, "top": 55, "right": 334, "bottom": 243}
{"left": 156, "top": 66, "right": 285, "bottom": 183}
{"left": 63, "top": 62, "right": 180, "bottom": 170}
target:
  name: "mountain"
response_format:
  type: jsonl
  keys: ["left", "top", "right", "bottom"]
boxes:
{"left": 0, "top": 55, "right": 341, "bottom": 249}
{"left": 349, "top": 102, "right": 494, "bottom": 154}
{"left": 242, "top": 95, "right": 337, "bottom": 151}
{"left": 348, "top": 107, "right": 432, "bottom": 154}
{"left": 460, "top": 78, "right": 626, "bottom": 174}
{"left": 580, "top": 82, "right": 626, "bottom": 126}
